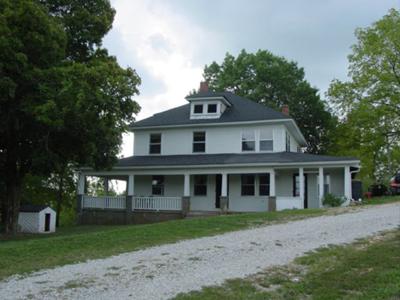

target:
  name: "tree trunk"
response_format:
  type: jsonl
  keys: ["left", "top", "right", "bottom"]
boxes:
{"left": 4, "top": 154, "right": 22, "bottom": 235}
{"left": 56, "top": 174, "right": 63, "bottom": 228}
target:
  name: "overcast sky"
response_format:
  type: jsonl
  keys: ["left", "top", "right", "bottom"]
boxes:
{"left": 103, "top": 0, "right": 399, "bottom": 157}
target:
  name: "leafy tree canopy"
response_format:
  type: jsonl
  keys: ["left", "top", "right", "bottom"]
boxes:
{"left": 327, "top": 8, "right": 400, "bottom": 184}
{"left": 203, "top": 49, "right": 336, "bottom": 154}
{"left": 0, "top": 0, "right": 140, "bottom": 233}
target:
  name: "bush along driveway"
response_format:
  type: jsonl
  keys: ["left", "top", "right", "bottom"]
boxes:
{"left": 0, "top": 202, "right": 399, "bottom": 300}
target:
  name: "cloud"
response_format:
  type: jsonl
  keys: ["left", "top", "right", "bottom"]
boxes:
{"left": 104, "top": 0, "right": 398, "bottom": 158}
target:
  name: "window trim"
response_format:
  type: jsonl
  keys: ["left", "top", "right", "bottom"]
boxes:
{"left": 259, "top": 129, "right": 274, "bottom": 152}
{"left": 258, "top": 174, "right": 270, "bottom": 196}
{"left": 151, "top": 175, "right": 164, "bottom": 196}
{"left": 241, "top": 174, "right": 255, "bottom": 196}
{"left": 241, "top": 130, "right": 256, "bottom": 152}
{"left": 193, "top": 104, "right": 203, "bottom": 114}
{"left": 285, "top": 131, "right": 291, "bottom": 152}
{"left": 149, "top": 133, "right": 161, "bottom": 154}
{"left": 194, "top": 175, "right": 208, "bottom": 196}
{"left": 207, "top": 103, "right": 218, "bottom": 113}
{"left": 192, "top": 131, "right": 206, "bottom": 153}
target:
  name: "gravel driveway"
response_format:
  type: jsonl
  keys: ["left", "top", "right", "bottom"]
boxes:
{"left": 1, "top": 203, "right": 399, "bottom": 300}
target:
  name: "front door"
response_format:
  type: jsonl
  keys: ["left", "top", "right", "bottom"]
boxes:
{"left": 215, "top": 174, "right": 222, "bottom": 208}
{"left": 293, "top": 174, "right": 308, "bottom": 208}
{"left": 44, "top": 213, "right": 51, "bottom": 232}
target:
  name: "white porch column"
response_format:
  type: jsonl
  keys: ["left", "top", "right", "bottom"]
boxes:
{"left": 270, "top": 169, "right": 276, "bottom": 197}
{"left": 299, "top": 167, "right": 305, "bottom": 204}
{"left": 184, "top": 174, "right": 190, "bottom": 197}
{"left": 318, "top": 167, "right": 324, "bottom": 206}
{"left": 127, "top": 174, "right": 135, "bottom": 196}
{"left": 78, "top": 173, "right": 85, "bottom": 195}
{"left": 221, "top": 173, "right": 228, "bottom": 197}
{"left": 344, "top": 166, "right": 352, "bottom": 200}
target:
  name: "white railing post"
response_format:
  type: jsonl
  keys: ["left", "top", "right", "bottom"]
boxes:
{"left": 299, "top": 167, "right": 304, "bottom": 207}
{"left": 319, "top": 167, "right": 324, "bottom": 207}
{"left": 344, "top": 166, "right": 352, "bottom": 200}
{"left": 270, "top": 169, "right": 276, "bottom": 197}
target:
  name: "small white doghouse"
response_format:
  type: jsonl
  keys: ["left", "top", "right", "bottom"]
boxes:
{"left": 18, "top": 205, "right": 56, "bottom": 233}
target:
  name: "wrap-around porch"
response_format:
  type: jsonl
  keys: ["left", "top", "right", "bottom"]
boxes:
{"left": 77, "top": 165, "right": 354, "bottom": 219}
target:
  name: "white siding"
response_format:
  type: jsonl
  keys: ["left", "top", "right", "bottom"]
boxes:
{"left": 18, "top": 212, "right": 39, "bottom": 233}
{"left": 38, "top": 208, "right": 56, "bottom": 233}
{"left": 134, "top": 175, "right": 183, "bottom": 197}
{"left": 228, "top": 174, "right": 268, "bottom": 212}
{"left": 18, "top": 207, "right": 56, "bottom": 234}
{"left": 133, "top": 124, "right": 293, "bottom": 156}
{"left": 190, "top": 175, "right": 218, "bottom": 211}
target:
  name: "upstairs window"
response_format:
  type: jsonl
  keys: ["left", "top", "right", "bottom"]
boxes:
{"left": 260, "top": 129, "right": 273, "bottom": 151}
{"left": 194, "top": 104, "right": 203, "bottom": 114}
{"left": 285, "top": 131, "right": 290, "bottom": 152}
{"left": 241, "top": 174, "right": 255, "bottom": 195}
{"left": 194, "top": 175, "right": 207, "bottom": 196}
{"left": 152, "top": 175, "right": 164, "bottom": 195}
{"left": 193, "top": 131, "right": 206, "bottom": 153}
{"left": 242, "top": 130, "right": 255, "bottom": 152}
{"left": 207, "top": 104, "right": 217, "bottom": 113}
{"left": 149, "top": 133, "right": 161, "bottom": 154}
{"left": 259, "top": 174, "right": 270, "bottom": 196}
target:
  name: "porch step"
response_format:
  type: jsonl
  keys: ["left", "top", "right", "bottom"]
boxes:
{"left": 186, "top": 211, "right": 221, "bottom": 218}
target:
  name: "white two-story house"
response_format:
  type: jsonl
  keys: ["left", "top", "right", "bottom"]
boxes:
{"left": 77, "top": 83, "right": 360, "bottom": 224}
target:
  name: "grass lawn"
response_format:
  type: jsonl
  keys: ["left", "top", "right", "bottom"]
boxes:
{"left": 174, "top": 229, "right": 400, "bottom": 300}
{"left": 0, "top": 195, "right": 398, "bottom": 281}
{"left": 0, "top": 208, "right": 324, "bottom": 280}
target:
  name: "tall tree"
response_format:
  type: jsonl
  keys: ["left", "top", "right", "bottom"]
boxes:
{"left": 203, "top": 49, "right": 336, "bottom": 154}
{"left": 327, "top": 8, "right": 400, "bottom": 184}
{"left": 0, "top": 0, "right": 141, "bottom": 234}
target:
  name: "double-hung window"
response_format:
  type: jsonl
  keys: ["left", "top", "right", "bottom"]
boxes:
{"left": 242, "top": 130, "right": 255, "bottom": 152}
{"left": 152, "top": 175, "right": 164, "bottom": 195}
{"left": 149, "top": 133, "right": 161, "bottom": 154}
{"left": 194, "top": 104, "right": 203, "bottom": 114}
{"left": 259, "top": 129, "right": 273, "bottom": 151}
{"left": 194, "top": 175, "right": 207, "bottom": 196}
{"left": 259, "top": 174, "right": 270, "bottom": 196}
{"left": 241, "top": 174, "right": 255, "bottom": 195}
{"left": 207, "top": 104, "right": 217, "bottom": 113}
{"left": 193, "top": 132, "right": 206, "bottom": 153}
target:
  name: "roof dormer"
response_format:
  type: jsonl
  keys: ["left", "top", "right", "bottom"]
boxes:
{"left": 186, "top": 82, "right": 231, "bottom": 120}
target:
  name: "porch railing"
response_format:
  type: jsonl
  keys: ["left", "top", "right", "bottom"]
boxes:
{"left": 82, "top": 195, "right": 126, "bottom": 210}
{"left": 276, "top": 196, "right": 303, "bottom": 211}
{"left": 133, "top": 196, "right": 182, "bottom": 211}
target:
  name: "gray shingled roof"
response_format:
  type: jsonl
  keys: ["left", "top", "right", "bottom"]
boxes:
{"left": 116, "top": 152, "right": 358, "bottom": 168}
{"left": 132, "top": 92, "right": 290, "bottom": 128}
{"left": 20, "top": 204, "right": 50, "bottom": 213}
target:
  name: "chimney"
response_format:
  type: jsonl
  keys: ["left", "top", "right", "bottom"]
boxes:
{"left": 199, "top": 81, "right": 209, "bottom": 93}
{"left": 281, "top": 104, "right": 289, "bottom": 116}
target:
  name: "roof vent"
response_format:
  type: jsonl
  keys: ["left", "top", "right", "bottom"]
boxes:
{"left": 199, "top": 81, "right": 209, "bottom": 92}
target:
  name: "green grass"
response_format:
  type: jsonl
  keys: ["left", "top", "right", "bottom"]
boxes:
{"left": 174, "top": 230, "right": 400, "bottom": 300}
{"left": 0, "top": 196, "right": 398, "bottom": 281}
{"left": 362, "top": 195, "right": 400, "bottom": 205}
{"left": 0, "top": 208, "right": 324, "bottom": 280}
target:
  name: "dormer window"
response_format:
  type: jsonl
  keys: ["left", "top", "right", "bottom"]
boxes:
{"left": 207, "top": 104, "right": 217, "bottom": 113}
{"left": 194, "top": 104, "right": 203, "bottom": 114}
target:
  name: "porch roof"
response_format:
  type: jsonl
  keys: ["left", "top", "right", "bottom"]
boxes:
{"left": 115, "top": 152, "right": 359, "bottom": 168}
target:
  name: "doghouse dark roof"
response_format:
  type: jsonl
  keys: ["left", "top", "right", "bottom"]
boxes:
{"left": 19, "top": 204, "right": 50, "bottom": 213}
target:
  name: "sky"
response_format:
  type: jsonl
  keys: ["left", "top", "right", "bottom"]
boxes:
{"left": 103, "top": 0, "right": 399, "bottom": 158}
